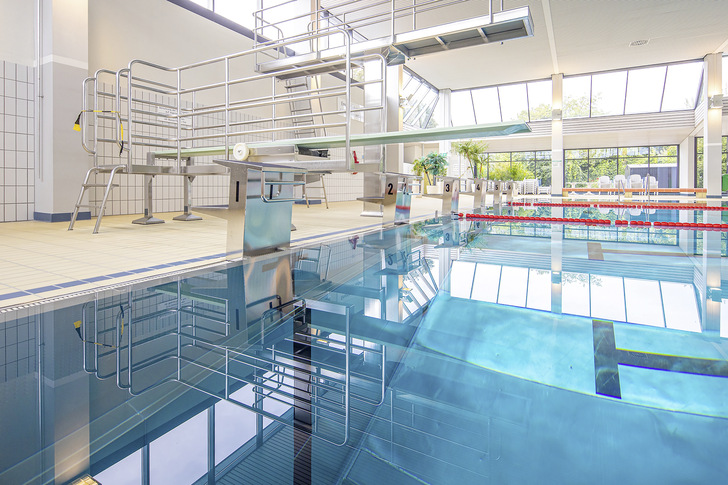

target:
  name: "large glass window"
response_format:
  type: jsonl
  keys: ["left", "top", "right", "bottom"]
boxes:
{"left": 215, "top": 0, "right": 257, "bottom": 27}
{"left": 565, "top": 144, "right": 678, "bottom": 189}
{"left": 472, "top": 87, "right": 501, "bottom": 124}
{"left": 455, "top": 79, "right": 552, "bottom": 124}
{"left": 483, "top": 151, "right": 551, "bottom": 186}
{"left": 563, "top": 75, "right": 591, "bottom": 118}
{"left": 590, "top": 71, "right": 627, "bottom": 116}
{"left": 624, "top": 66, "right": 667, "bottom": 114}
{"left": 662, "top": 62, "right": 703, "bottom": 111}
{"left": 527, "top": 80, "right": 552, "bottom": 121}
{"left": 695, "top": 136, "right": 728, "bottom": 188}
{"left": 561, "top": 60, "right": 702, "bottom": 119}
{"left": 498, "top": 84, "right": 529, "bottom": 122}
{"left": 402, "top": 68, "right": 440, "bottom": 129}
{"left": 451, "top": 90, "right": 476, "bottom": 126}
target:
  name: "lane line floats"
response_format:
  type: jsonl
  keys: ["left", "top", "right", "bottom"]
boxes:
{"left": 459, "top": 213, "right": 728, "bottom": 230}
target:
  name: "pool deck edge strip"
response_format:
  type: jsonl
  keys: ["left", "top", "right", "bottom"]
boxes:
{"left": 0, "top": 252, "right": 227, "bottom": 302}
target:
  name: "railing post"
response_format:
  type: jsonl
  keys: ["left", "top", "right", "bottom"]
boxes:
{"left": 345, "top": 29, "right": 351, "bottom": 169}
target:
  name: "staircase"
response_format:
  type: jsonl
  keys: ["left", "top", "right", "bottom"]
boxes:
{"left": 284, "top": 76, "right": 321, "bottom": 139}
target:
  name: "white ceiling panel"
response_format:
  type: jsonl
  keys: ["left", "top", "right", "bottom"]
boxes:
{"left": 402, "top": 0, "right": 728, "bottom": 90}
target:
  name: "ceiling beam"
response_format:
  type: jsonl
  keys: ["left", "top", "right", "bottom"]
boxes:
{"left": 541, "top": 0, "right": 559, "bottom": 74}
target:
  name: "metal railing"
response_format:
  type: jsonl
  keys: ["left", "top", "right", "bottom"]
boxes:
{"left": 81, "top": 27, "right": 377, "bottom": 174}
{"left": 252, "top": 0, "right": 505, "bottom": 55}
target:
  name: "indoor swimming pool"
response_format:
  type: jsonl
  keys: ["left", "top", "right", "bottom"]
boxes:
{"left": 1, "top": 201, "right": 727, "bottom": 484}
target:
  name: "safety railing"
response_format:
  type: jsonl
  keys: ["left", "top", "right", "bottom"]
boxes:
{"left": 253, "top": 0, "right": 509, "bottom": 55}
{"left": 80, "top": 27, "right": 370, "bottom": 174}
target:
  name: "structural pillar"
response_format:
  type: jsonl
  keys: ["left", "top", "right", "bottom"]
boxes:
{"left": 702, "top": 203, "right": 722, "bottom": 333}
{"left": 551, "top": 73, "right": 564, "bottom": 197}
{"left": 362, "top": 63, "right": 402, "bottom": 216}
{"left": 702, "top": 53, "right": 723, "bottom": 197}
{"left": 439, "top": 89, "right": 452, "bottom": 173}
{"left": 34, "top": 0, "right": 90, "bottom": 221}
{"left": 678, "top": 135, "right": 695, "bottom": 188}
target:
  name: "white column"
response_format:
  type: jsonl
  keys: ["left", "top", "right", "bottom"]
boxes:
{"left": 439, "top": 88, "right": 452, "bottom": 173}
{"left": 678, "top": 136, "right": 695, "bottom": 188}
{"left": 551, "top": 73, "right": 564, "bottom": 196}
{"left": 702, "top": 53, "right": 723, "bottom": 197}
{"left": 34, "top": 0, "right": 90, "bottom": 221}
{"left": 385, "top": 64, "right": 403, "bottom": 173}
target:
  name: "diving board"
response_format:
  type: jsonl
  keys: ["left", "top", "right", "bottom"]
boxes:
{"left": 152, "top": 122, "right": 531, "bottom": 162}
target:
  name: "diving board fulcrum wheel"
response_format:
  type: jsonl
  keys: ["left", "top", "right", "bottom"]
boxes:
{"left": 233, "top": 143, "right": 250, "bottom": 161}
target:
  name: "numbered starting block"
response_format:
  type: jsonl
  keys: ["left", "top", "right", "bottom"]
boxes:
{"left": 460, "top": 178, "right": 486, "bottom": 211}
{"left": 422, "top": 176, "right": 460, "bottom": 218}
{"left": 357, "top": 173, "right": 421, "bottom": 227}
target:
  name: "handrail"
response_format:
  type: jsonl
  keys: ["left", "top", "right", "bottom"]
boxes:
{"left": 260, "top": 169, "right": 307, "bottom": 204}
{"left": 80, "top": 77, "right": 96, "bottom": 155}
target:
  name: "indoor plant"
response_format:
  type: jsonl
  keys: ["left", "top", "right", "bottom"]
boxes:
{"left": 452, "top": 139, "right": 488, "bottom": 178}
{"left": 412, "top": 152, "right": 448, "bottom": 194}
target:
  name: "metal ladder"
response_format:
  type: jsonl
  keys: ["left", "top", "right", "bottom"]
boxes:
{"left": 295, "top": 244, "right": 331, "bottom": 278}
{"left": 284, "top": 76, "right": 322, "bottom": 139}
{"left": 68, "top": 164, "right": 126, "bottom": 234}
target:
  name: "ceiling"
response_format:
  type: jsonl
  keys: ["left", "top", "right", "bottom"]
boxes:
{"left": 400, "top": 0, "right": 728, "bottom": 90}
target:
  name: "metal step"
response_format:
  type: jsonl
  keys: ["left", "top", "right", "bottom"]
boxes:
{"left": 82, "top": 183, "right": 120, "bottom": 188}
{"left": 68, "top": 165, "right": 125, "bottom": 234}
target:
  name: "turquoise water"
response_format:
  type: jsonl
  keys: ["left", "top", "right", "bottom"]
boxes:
{"left": 1, "top": 207, "right": 727, "bottom": 484}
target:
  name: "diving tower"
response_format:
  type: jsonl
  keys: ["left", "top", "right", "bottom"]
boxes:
{"left": 70, "top": 0, "right": 534, "bottom": 234}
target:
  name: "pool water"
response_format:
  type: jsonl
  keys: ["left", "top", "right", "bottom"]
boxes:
{"left": 1, "top": 204, "right": 727, "bottom": 484}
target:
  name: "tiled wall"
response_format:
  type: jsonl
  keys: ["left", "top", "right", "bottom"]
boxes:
{"left": 0, "top": 307, "right": 37, "bottom": 384}
{"left": 0, "top": 61, "right": 35, "bottom": 222}
{"left": 88, "top": 83, "right": 233, "bottom": 216}
{"left": 82, "top": 80, "right": 368, "bottom": 217}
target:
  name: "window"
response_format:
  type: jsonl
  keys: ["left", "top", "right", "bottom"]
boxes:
{"left": 695, "top": 136, "right": 728, "bottom": 188}
{"left": 565, "top": 145, "right": 678, "bottom": 189}
{"left": 451, "top": 90, "right": 476, "bottom": 126}
{"left": 662, "top": 62, "right": 703, "bottom": 111}
{"left": 590, "top": 71, "right": 627, "bottom": 116}
{"left": 455, "top": 79, "right": 551, "bottom": 124}
{"left": 402, "top": 68, "right": 440, "bottom": 129}
{"left": 560, "top": 60, "right": 703, "bottom": 119}
{"left": 471, "top": 87, "right": 501, "bottom": 124}
{"left": 624, "top": 66, "right": 667, "bottom": 114}
{"left": 498, "top": 84, "right": 528, "bottom": 122}
{"left": 483, "top": 151, "right": 551, "bottom": 186}
{"left": 527, "top": 80, "right": 552, "bottom": 121}
{"left": 563, "top": 75, "right": 591, "bottom": 118}
{"left": 215, "top": 0, "right": 256, "bottom": 27}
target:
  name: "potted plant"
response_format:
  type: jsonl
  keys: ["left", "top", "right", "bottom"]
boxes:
{"left": 412, "top": 152, "right": 448, "bottom": 194}
{"left": 452, "top": 140, "right": 488, "bottom": 179}
{"left": 488, "top": 162, "right": 530, "bottom": 182}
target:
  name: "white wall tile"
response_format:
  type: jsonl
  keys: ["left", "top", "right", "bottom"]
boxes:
{"left": 1, "top": 62, "right": 34, "bottom": 222}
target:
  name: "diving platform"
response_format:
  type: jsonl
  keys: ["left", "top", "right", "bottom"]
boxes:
{"left": 256, "top": 7, "right": 534, "bottom": 74}
{"left": 150, "top": 122, "right": 531, "bottom": 165}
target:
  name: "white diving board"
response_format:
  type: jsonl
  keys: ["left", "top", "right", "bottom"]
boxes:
{"left": 152, "top": 122, "right": 531, "bottom": 161}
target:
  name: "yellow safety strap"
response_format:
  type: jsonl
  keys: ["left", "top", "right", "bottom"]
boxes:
{"left": 73, "top": 110, "right": 125, "bottom": 155}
